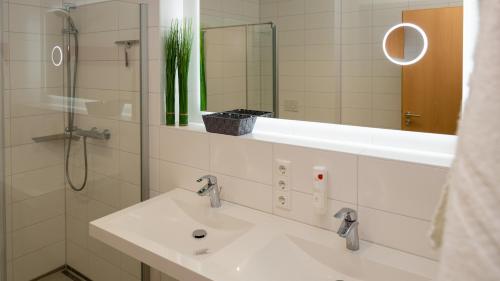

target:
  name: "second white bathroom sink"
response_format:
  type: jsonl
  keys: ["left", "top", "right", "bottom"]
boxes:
{"left": 230, "top": 234, "right": 430, "bottom": 281}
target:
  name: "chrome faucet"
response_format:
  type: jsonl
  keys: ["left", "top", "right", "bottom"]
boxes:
{"left": 196, "top": 175, "right": 221, "bottom": 208}
{"left": 334, "top": 208, "right": 359, "bottom": 251}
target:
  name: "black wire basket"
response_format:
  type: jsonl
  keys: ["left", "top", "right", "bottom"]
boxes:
{"left": 202, "top": 112, "right": 257, "bottom": 136}
{"left": 224, "top": 109, "right": 274, "bottom": 118}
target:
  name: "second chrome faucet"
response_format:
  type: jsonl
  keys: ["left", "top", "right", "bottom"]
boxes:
{"left": 334, "top": 208, "right": 359, "bottom": 251}
{"left": 196, "top": 175, "right": 222, "bottom": 208}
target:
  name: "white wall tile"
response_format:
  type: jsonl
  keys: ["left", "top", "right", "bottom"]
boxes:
{"left": 12, "top": 189, "right": 64, "bottom": 230}
{"left": 79, "top": 31, "right": 119, "bottom": 61}
{"left": 215, "top": 173, "right": 273, "bottom": 213}
{"left": 9, "top": 33, "right": 42, "bottom": 61}
{"left": 12, "top": 215, "right": 65, "bottom": 258}
{"left": 78, "top": 61, "right": 120, "bottom": 90}
{"left": 67, "top": 242, "right": 90, "bottom": 274}
{"left": 88, "top": 253, "right": 121, "bottom": 281}
{"left": 10, "top": 61, "right": 42, "bottom": 89}
{"left": 88, "top": 172, "right": 121, "bottom": 209}
{"left": 9, "top": 4, "right": 41, "bottom": 33}
{"left": 358, "top": 156, "right": 447, "bottom": 220}
{"left": 159, "top": 160, "right": 208, "bottom": 193}
{"left": 10, "top": 114, "right": 63, "bottom": 146}
{"left": 119, "top": 122, "right": 141, "bottom": 154}
{"left": 210, "top": 134, "right": 273, "bottom": 184}
{"left": 159, "top": 127, "right": 210, "bottom": 169}
{"left": 76, "top": 1, "right": 119, "bottom": 33}
{"left": 119, "top": 151, "right": 141, "bottom": 185}
{"left": 66, "top": 191, "right": 89, "bottom": 222}
{"left": 273, "top": 190, "right": 356, "bottom": 232}
{"left": 11, "top": 142, "right": 63, "bottom": 174}
{"left": 87, "top": 145, "right": 120, "bottom": 177}
{"left": 359, "top": 206, "right": 438, "bottom": 260}
{"left": 12, "top": 241, "right": 65, "bottom": 281}
{"left": 11, "top": 164, "right": 64, "bottom": 202}
{"left": 120, "top": 182, "right": 141, "bottom": 208}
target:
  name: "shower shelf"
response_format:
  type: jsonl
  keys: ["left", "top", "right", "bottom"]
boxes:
{"left": 32, "top": 133, "right": 80, "bottom": 143}
{"left": 32, "top": 127, "right": 111, "bottom": 143}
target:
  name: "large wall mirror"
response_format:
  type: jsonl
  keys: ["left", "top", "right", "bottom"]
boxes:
{"left": 200, "top": 0, "right": 463, "bottom": 135}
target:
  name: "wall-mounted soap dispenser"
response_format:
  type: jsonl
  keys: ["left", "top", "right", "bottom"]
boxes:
{"left": 312, "top": 166, "right": 328, "bottom": 215}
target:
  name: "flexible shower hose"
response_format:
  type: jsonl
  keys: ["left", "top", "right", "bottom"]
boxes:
{"left": 65, "top": 27, "right": 89, "bottom": 192}
{"left": 65, "top": 134, "right": 88, "bottom": 191}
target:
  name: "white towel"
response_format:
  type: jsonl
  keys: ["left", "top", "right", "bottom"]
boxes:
{"left": 431, "top": 1, "right": 500, "bottom": 280}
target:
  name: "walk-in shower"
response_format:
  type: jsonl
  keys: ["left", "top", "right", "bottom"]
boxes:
{"left": 1, "top": 1, "right": 149, "bottom": 280}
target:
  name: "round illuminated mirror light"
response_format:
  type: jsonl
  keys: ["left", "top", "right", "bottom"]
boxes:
{"left": 382, "top": 23, "right": 428, "bottom": 66}
{"left": 51, "top": 45, "right": 63, "bottom": 67}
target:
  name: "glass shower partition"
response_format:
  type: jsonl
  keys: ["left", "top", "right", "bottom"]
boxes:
{"left": 202, "top": 22, "right": 277, "bottom": 115}
{"left": 2, "top": 1, "right": 149, "bottom": 281}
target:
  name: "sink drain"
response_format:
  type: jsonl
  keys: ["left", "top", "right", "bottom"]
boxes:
{"left": 192, "top": 229, "right": 207, "bottom": 239}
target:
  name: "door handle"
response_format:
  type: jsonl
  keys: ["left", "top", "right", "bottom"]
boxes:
{"left": 404, "top": 112, "right": 421, "bottom": 117}
{"left": 404, "top": 112, "right": 421, "bottom": 126}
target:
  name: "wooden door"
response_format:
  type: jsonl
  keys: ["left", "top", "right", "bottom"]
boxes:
{"left": 401, "top": 7, "right": 463, "bottom": 135}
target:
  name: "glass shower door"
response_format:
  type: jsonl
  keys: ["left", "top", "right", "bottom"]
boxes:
{"left": 3, "top": 1, "right": 66, "bottom": 280}
{"left": 2, "top": 1, "right": 147, "bottom": 280}
{"left": 63, "top": 1, "right": 144, "bottom": 281}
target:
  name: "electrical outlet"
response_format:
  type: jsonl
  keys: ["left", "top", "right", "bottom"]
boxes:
{"left": 274, "top": 191, "right": 291, "bottom": 210}
{"left": 275, "top": 159, "right": 291, "bottom": 177}
{"left": 275, "top": 176, "right": 290, "bottom": 191}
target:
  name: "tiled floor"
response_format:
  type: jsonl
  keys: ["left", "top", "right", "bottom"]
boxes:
{"left": 37, "top": 271, "right": 74, "bottom": 281}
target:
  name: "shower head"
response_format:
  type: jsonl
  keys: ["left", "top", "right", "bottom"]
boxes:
{"left": 47, "top": 7, "right": 78, "bottom": 34}
{"left": 48, "top": 8, "right": 70, "bottom": 18}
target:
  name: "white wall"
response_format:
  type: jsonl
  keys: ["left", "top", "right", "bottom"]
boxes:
{"left": 462, "top": 0, "right": 479, "bottom": 108}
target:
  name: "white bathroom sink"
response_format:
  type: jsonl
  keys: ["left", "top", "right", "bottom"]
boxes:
{"left": 99, "top": 195, "right": 253, "bottom": 258}
{"left": 90, "top": 188, "right": 437, "bottom": 281}
{"left": 230, "top": 235, "right": 430, "bottom": 281}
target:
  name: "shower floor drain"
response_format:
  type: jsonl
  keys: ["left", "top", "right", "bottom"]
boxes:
{"left": 192, "top": 229, "right": 207, "bottom": 239}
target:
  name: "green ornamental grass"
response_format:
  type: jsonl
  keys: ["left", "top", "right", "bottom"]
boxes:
{"left": 164, "top": 20, "right": 179, "bottom": 125}
{"left": 177, "top": 19, "right": 193, "bottom": 126}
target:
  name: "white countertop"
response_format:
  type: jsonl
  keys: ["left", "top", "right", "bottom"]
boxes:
{"left": 90, "top": 188, "right": 438, "bottom": 281}
{"left": 165, "top": 118, "right": 456, "bottom": 168}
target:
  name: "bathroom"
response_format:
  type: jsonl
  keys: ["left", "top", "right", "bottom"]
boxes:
{"left": 0, "top": 0, "right": 498, "bottom": 281}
